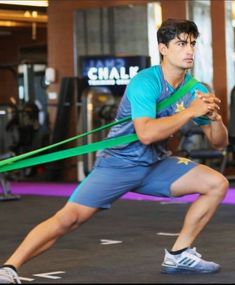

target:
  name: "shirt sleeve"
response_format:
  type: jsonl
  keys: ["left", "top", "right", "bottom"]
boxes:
{"left": 126, "top": 73, "right": 160, "bottom": 120}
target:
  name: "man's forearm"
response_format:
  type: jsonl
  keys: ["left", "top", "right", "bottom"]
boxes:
{"left": 204, "top": 119, "right": 228, "bottom": 150}
{"left": 134, "top": 109, "right": 194, "bottom": 145}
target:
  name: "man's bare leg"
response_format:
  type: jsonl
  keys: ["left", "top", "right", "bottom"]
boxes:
{"left": 4, "top": 203, "right": 98, "bottom": 270}
{"left": 170, "top": 164, "right": 228, "bottom": 251}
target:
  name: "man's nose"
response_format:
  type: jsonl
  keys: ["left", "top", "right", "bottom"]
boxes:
{"left": 186, "top": 43, "right": 194, "bottom": 53}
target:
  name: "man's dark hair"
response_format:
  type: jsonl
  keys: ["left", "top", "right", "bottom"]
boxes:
{"left": 157, "top": 18, "right": 200, "bottom": 46}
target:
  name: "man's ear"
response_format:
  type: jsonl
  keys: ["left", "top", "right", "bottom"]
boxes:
{"left": 158, "top": 43, "right": 167, "bottom": 57}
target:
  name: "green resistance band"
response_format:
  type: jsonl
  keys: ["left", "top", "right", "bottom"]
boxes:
{"left": 0, "top": 77, "right": 198, "bottom": 173}
{"left": 0, "top": 116, "right": 130, "bottom": 167}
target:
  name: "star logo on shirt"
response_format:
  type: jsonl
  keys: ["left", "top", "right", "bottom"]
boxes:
{"left": 175, "top": 102, "right": 185, "bottom": 113}
{"left": 177, "top": 157, "right": 192, "bottom": 165}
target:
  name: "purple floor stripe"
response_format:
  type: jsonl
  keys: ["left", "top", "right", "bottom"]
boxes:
{"left": 0, "top": 181, "right": 235, "bottom": 205}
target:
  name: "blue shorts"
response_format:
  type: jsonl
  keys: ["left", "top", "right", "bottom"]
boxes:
{"left": 68, "top": 155, "right": 197, "bottom": 209}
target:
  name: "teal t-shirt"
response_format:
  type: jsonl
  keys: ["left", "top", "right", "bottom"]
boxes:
{"left": 127, "top": 65, "right": 209, "bottom": 124}
{"left": 98, "top": 65, "right": 210, "bottom": 165}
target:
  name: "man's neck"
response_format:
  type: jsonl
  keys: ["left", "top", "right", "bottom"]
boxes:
{"left": 161, "top": 62, "right": 187, "bottom": 89}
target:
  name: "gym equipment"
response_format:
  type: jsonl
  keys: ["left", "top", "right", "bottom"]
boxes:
{"left": 0, "top": 153, "right": 20, "bottom": 201}
{"left": 178, "top": 121, "right": 227, "bottom": 174}
{"left": 0, "top": 63, "right": 50, "bottom": 181}
{"left": 224, "top": 86, "right": 235, "bottom": 180}
{"left": 81, "top": 87, "right": 118, "bottom": 175}
{"left": 48, "top": 77, "right": 84, "bottom": 180}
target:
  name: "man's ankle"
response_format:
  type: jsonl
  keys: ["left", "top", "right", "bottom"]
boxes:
{"left": 2, "top": 264, "right": 18, "bottom": 273}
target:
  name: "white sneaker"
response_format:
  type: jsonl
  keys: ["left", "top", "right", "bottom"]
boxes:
{"left": 0, "top": 267, "right": 21, "bottom": 284}
{"left": 161, "top": 247, "right": 220, "bottom": 274}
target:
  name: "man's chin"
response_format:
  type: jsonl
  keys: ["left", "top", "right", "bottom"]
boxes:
{"left": 182, "top": 63, "right": 194, "bottom": 70}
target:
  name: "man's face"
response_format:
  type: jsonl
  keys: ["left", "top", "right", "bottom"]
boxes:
{"left": 160, "top": 33, "right": 197, "bottom": 70}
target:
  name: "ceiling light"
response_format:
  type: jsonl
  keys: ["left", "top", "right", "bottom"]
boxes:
{"left": 0, "top": 1, "right": 48, "bottom": 7}
{"left": 0, "top": 10, "right": 47, "bottom": 22}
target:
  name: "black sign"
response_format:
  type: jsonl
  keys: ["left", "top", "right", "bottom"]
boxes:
{"left": 79, "top": 55, "right": 150, "bottom": 96}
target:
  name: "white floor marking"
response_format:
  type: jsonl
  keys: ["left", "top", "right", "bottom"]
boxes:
{"left": 100, "top": 239, "right": 123, "bottom": 245}
{"left": 33, "top": 271, "right": 66, "bottom": 279}
{"left": 157, "top": 232, "right": 179, "bottom": 236}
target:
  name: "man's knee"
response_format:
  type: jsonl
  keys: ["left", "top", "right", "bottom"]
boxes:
{"left": 54, "top": 203, "right": 97, "bottom": 232}
{"left": 52, "top": 207, "right": 78, "bottom": 234}
{"left": 207, "top": 173, "right": 229, "bottom": 200}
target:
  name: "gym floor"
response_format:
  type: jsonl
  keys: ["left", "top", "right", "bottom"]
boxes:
{"left": 1, "top": 182, "right": 235, "bottom": 284}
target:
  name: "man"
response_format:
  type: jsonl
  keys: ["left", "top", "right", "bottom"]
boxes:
{"left": 0, "top": 18, "right": 229, "bottom": 283}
